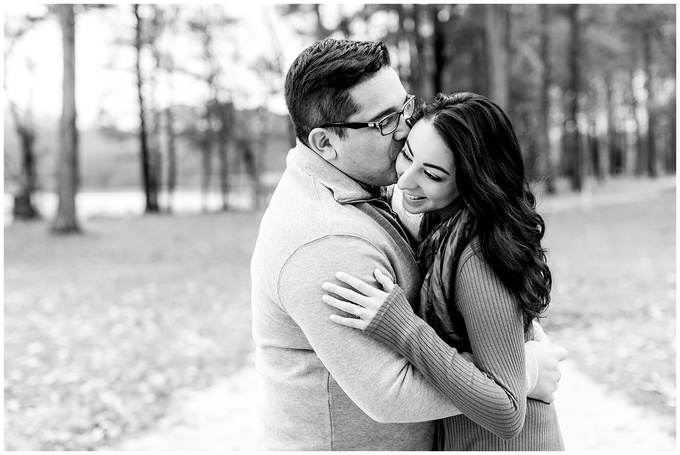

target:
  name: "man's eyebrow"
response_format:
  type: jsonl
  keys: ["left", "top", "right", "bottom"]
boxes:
{"left": 368, "top": 107, "right": 396, "bottom": 122}
{"left": 368, "top": 94, "right": 410, "bottom": 122}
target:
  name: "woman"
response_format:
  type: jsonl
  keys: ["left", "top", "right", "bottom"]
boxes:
{"left": 321, "top": 93, "right": 564, "bottom": 450}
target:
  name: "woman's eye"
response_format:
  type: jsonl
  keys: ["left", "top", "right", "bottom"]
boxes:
{"left": 400, "top": 149, "right": 412, "bottom": 162}
{"left": 425, "top": 171, "right": 442, "bottom": 182}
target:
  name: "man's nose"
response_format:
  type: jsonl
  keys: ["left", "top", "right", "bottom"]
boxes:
{"left": 392, "top": 115, "right": 411, "bottom": 141}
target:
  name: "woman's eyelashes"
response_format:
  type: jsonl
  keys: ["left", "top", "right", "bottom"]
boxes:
{"left": 400, "top": 148, "right": 443, "bottom": 182}
{"left": 425, "top": 171, "right": 442, "bottom": 182}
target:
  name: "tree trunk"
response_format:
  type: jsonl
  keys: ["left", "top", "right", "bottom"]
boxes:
{"left": 588, "top": 115, "right": 602, "bottom": 181}
{"left": 150, "top": 85, "right": 162, "bottom": 209}
{"left": 165, "top": 106, "right": 177, "bottom": 212}
{"left": 630, "top": 69, "right": 645, "bottom": 176}
{"left": 595, "top": 86, "right": 610, "bottom": 180}
{"left": 642, "top": 28, "right": 657, "bottom": 177}
{"left": 395, "top": 4, "right": 417, "bottom": 93}
{"left": 537, "top": 4, "right": 555, "bottom": 193}
{"left": 15, "top": 129, "right": 39, "bottom": 219}
{"left": 559, "top": 89, "right": 569, "bottom": 175}
{"left": 566, "top": 4, "right": 582, "bottom": 191}
{"left": 150, "top": 5, "right": 164, "bottom": 199}
{"left": 395, "top": 4, "right": 407, "bottom": 84}
{"left": 485, "top": 4, "right": 509, "bottom": 109}
{"left": 430, "top": 5, "right": 446, "bottom": 94}
{"left": 604, "top": 71, "right": 621, "bottom": 175}
{"left": 522, "top": 113, "right": 540, "bottom": 180}
{"left": 134, "top": 4, "right": 159, "bottom": 213}
{"left": 153, "top": 106, "right": 163, "bottom": 208}
{"left": 587, "top": 80, "right": 605, "bottom": 182}
{"left": 241, "top": 139, "right": 261, "bottom": 210}
{"left": 51, "top": 4, "right": 80, "bottom": 234}
{"left": 159, "top": 4, "right": 179, "bottom": 213}
{"left": 201, "top": 110, "right": 213, "bottom": 213}
{"left": 669, "top": 106, "right": 676, "bottom": 174}
{"left": 216, "top": 104, "right": 229, "bottom": 211}
{"left": 8, "top": 102, "right": 40, "bottom": 220}
{"left": 580, "top": 121, "right": 592, "bottom": 181}
{"left": 201, "top": 149, "right": 212, "bottom": 213}
{"left": 413, "top": 5, "right": 429, "bottom": 98}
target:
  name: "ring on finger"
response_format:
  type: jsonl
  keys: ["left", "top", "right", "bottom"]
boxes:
{"left": 354, "top": 305, "right": 363, "bottom": 319}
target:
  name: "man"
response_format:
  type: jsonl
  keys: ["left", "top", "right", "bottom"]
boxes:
{"left": 251, "top": 39, "right": 566, "bottom": 450}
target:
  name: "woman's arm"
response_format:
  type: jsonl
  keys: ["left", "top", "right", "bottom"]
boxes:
{"left": 322, "top": 255, "right": 528, "bottom": 439}
{"left": 453, "top": 249, "right": 528, "bottom": 437}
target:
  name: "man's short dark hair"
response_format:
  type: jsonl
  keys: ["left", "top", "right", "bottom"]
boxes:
{"left": 284, "top": 39, "right": 391, "bottom": 147}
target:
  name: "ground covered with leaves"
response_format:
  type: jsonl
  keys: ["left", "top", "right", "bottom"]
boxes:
{"left": 4, "top": 181, "right": 676, "bottom": 449}
{"left": 4, "top": 212, "right": 261, "bottom": 450}
{"left": 541, "top": 187, "right": 676, "bottom": 435}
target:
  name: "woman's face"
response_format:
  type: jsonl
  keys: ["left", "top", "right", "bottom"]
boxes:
{"left": 396, "top": 119, "right": 460, "bottom": 215}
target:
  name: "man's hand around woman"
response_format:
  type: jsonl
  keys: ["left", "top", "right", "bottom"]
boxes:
{"left": 322, "top": 269, "right": 395, "bottom": 330}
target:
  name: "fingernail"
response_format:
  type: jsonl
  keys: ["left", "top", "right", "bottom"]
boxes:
{"left": 335, "top": 272, "right": 343, "bottom": 279}
{"left": 322, "top": 283, "right": 330, "bottom": 290}
{"left": 375, "top": 268, "right": 382, "bottom": 274}
{"left": 322, "top": 294, "right": 329, "bottom": 302}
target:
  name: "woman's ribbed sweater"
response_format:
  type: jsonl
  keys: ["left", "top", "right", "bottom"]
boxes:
{"left": 365, "top": 239, "right": 564, "bottom": 451}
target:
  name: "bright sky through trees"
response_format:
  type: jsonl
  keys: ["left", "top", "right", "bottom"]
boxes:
{"left": 4, "top": 3, "right": 307, "bottom": 130}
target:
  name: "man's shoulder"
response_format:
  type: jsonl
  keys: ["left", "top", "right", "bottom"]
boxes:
{"left": 264, "top": 173, "right": 388, "bottom": 239}
{"left": 260, "top": 197, "right": 386, "bottom": 253}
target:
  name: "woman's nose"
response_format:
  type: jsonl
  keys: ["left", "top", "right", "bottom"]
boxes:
{"left": 397, "top": 166, "right": 417, "bottom": 191}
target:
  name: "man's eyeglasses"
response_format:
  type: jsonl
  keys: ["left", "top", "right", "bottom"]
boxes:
{"left": 319, "top": 94, "right": 416, "bottom": 136}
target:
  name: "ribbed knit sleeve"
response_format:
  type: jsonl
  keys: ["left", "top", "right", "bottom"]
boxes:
{"left": 365, "top": 245, "right": 527, "bottom": 440}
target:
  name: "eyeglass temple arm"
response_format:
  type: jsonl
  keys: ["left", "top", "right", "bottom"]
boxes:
{"left": 321, "top": 122, "right": 379, "bottom": 129}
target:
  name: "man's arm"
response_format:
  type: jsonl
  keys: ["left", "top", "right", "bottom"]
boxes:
{"left": 279, "top": 235, "right": 566, "bottom": 422}
{"left": 278, "top": 235, "right": 462, "bottom": 423}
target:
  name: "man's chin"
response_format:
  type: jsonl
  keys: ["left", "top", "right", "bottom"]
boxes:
{"left": 379, "top": 170, "right": 399, "bottom": 187}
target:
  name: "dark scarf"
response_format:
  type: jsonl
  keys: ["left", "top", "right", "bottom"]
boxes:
{"left": 415, "top": 199, "right": 473, "bottom": 351}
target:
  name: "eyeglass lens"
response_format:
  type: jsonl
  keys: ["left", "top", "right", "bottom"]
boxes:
{"left": 380, "top": 96, "right": 415, "bottom": 135}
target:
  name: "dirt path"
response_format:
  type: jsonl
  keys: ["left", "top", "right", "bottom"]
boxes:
{"left": 110, "top": 176, "right": 676, "bottom": 451}
{"left": 111, "top": 354, "right": 675, "bottom": 451}
{"left": 112, "top": 354, "right": 259, "bottom": 451}
{"left": 555, "top": 359, "right": 675, "bottom": 451}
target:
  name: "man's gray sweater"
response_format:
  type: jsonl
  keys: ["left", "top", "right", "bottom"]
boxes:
{"left": 250, "top": 144, "right": 464, "bottom": 450}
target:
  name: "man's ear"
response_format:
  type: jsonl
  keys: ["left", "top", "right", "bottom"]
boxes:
{"left": 308, "top": 128, "right": 338, "bottom": 161}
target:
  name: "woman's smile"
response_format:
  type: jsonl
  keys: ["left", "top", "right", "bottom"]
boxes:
{"left": 404, "top": 193, "right": 426, "bottom": 201}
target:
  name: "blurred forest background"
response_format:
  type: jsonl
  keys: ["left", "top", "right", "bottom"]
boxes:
{"left": 4, "top": 3, "right": 676, "bottom": 229}
{"left": 4, "top": 3, "right": 676, "bottom": 451}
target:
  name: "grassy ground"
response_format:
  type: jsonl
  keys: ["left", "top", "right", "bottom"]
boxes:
{"left": 4, "top": 181, "right": 676, "bottom": 449}
{"left": 541, "top": 187, "right": 676, "bottom": 433}
{"left": 4, "top": 212, "right": 261, "bottom": 450}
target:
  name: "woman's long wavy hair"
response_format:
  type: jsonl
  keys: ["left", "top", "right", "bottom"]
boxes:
{"left": 413, "top": 92, "right": 551, "bottom": 329}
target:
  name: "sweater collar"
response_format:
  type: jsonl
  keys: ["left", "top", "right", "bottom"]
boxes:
{"left": 288, "top": 142, "right": 386, "bottom": 204}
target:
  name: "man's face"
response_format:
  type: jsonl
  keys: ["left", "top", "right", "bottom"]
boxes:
{"left": 328, "top": 68, "right": 410, "bottom": 187}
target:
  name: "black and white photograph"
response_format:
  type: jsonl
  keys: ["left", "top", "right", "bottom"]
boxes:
{"left": 3, "top": 2, "right": 676, "bottom": 451}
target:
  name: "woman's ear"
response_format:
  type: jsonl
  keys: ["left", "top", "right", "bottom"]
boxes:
{"left": 308, "top": 128, "right": 338, "bottom": 161}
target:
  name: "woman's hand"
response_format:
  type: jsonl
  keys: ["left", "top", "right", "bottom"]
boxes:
{"left": 322, "top": 269, "right": 395, "bottom": 330}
